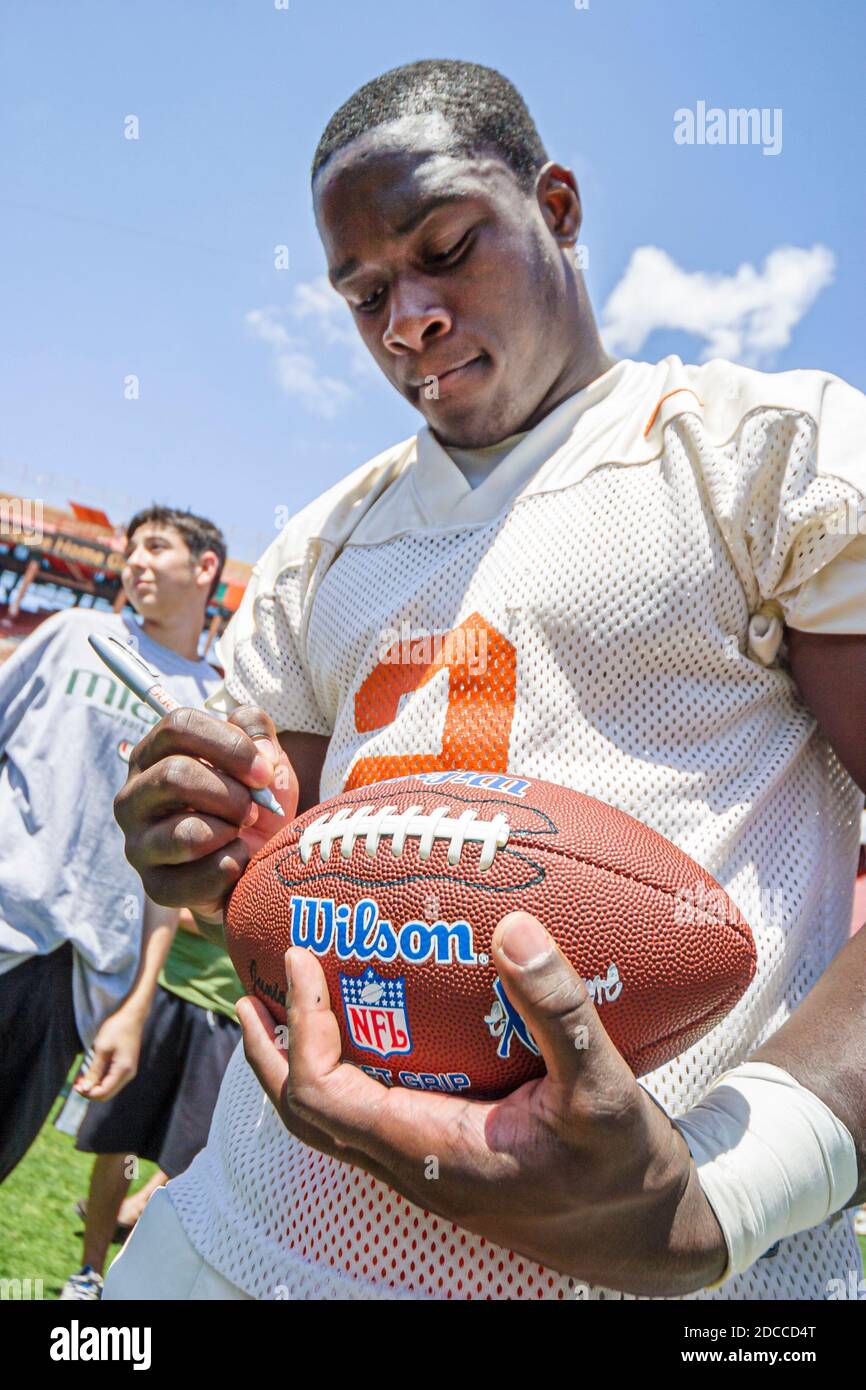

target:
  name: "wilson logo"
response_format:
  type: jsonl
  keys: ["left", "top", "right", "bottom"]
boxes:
{"left": 289, "top": 895, "right": 477, "bottom": 965}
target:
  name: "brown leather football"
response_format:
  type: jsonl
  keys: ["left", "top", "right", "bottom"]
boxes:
{"left": 225, "top": 770, "right": 756, "bottom": 1099}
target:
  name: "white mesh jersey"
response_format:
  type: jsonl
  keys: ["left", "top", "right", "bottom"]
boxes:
{"left": 171, "top": 355, "right": 866, "bottom": 1300}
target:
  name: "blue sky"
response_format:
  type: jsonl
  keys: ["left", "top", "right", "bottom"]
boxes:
{"left": 2, "top": 0, "right": 864, "bottom": 562}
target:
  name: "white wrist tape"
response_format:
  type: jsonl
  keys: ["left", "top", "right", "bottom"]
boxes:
{"left": 672, "top": 1062, "right": 858, "bottom": 1283}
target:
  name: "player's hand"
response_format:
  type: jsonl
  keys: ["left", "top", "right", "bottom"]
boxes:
{"left": 75, "top": 1006, "right": 144, "bottom": 1102}
{"left": 114, "top": 706, "right": 298, "bottom": 916}
{"left": 238, "top": 912, "right": 728, "bottom": 1296}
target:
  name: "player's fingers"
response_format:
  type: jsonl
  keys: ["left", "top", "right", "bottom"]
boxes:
{"left": 133, "top": 837, "right": 251, "bottom": 910}
{"left": 259, "top": 948, "right": 489, "bottom": 1182}
{"left": 115, "top": 756, "right": 255, "bottom": 831}
{"left": 237, "top": 994, "right": 392, "bottom": 1175}
{"left": 271, "top": 1097, "right": 404, "bottom": 1189}
{"left": 228, "top": 710, "right": 299, "bottom": 822}
{"left": 225, "top": 708, "right": 304, "bottom": 833}
{"left": 491, "top": 913, "right": 635, "bottom": 1103}
{"left": 237, "top": 995, "right": 290, "bottom": 1100}
{"left": 284, "top": 946, "right": 346, "bottom": 1091}
{"left": 280, "top": 949, "right": 421, "bottom": 1149}
{"left": 282, "top": 1062, "right": 451, "bottom": 1201}
{"left": 131, "top": 810, "right": 247, "bottom": 866}
{"left": 226, "top": 705, "right": 282, "bottom": 770}
{"left": 127, "top": 706, "right": 277, "bottom": 789}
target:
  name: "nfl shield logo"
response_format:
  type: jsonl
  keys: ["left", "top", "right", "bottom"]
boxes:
{"left": 340, "top": 966, "right": 413, "bottom": 1059}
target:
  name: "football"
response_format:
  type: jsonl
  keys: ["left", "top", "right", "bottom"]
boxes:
{"left": 225, "top": 770, "right": 756, "bottom": 1099}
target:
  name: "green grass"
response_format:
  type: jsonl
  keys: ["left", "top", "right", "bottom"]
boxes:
{"left": 0, "top": 1068, "right": 158, "bottom": 1300}
{"left": 1, "top": 1068, "right": 865, "bottom": 1299}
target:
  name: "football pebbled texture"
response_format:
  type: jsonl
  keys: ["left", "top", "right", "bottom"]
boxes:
{"left": 225, "top": 770, "right": 756, "bottom": 1100}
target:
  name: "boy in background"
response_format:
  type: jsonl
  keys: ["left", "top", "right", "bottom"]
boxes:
{"left": 0, "top": 506, "right": 225, "bottom": 1182}
{"left": 60, "top": 907, "right": 243, "bottom": 1300}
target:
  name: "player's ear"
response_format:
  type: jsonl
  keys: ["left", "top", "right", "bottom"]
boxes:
{"left": 535, "top": 162, "right": 582, "bottom": 247}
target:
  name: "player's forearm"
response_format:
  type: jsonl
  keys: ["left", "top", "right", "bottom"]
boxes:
{"left": 751, "top": 923, "right": 866, "bottom": 1202}
{"left": 787, "top": 629, "right": 866, "bottom": 794}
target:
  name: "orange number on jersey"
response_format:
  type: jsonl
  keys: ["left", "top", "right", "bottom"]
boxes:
{"left": 347, "top": 611, "right": 516, "bottom": 789}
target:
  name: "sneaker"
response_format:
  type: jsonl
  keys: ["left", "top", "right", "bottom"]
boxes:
{"left": 58, "top": 1266, "right": 104, "bottom": 1301}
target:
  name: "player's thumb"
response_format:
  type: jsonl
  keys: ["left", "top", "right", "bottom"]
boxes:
{"left": 491, "top": 913, "right": 630, "bottom": 1093}
{"left": 227, "top": 704, "right": 297, "bottom": 816}
{"left": 227, "top": 704, "right": 282, "bottom": 771}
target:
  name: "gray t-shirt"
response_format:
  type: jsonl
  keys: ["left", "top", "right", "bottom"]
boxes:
{"left": 0, "top": 607, "right": 221, "bottom": 1046}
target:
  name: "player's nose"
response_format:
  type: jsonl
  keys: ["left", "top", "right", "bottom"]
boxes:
{"left": 383, "top": 290, "right": 452, "bottom": 355}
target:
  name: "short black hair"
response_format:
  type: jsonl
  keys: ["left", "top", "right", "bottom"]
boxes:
{"left": 124, "top": 505, "right": 227, "bottom": 604}
{"left": 312, "top": 59, "right": 548, "bottom": 194}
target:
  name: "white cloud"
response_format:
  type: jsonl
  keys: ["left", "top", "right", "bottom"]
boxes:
{"left": 245, "top": 307, "right": 292, "bottom": 350}
{"left": 600, "top": 244, "right": 835, "bottom": 365}
{"left": 246, "top": 276, "right": 375, "bottom": 417}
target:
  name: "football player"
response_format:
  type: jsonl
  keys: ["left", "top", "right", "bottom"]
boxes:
{"left": 108, "top": 61, "right": 866, "bottom": 1300}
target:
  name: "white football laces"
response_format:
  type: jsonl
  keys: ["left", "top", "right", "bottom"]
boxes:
{"left": 298, "top": 803, "right": 511, "bottom": 871}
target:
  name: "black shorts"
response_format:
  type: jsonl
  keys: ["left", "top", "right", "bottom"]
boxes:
{"left": 0, "top": 942, "right": 81, "bottom": 1183}
{"left": 76, "top": 986, "right": 240, "bottom": 1179}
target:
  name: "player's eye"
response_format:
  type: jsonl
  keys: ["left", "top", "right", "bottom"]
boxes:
{"left": 353, "top": 231, "right": 474, "bottom": 313}
{"left": 425, "top": 230, "right": 472, "bottom": 266}
{"left": 356, "top": 287, "right": 384, "bottom": 314}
